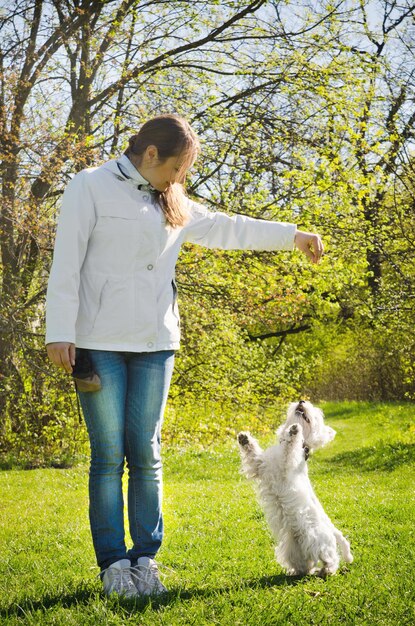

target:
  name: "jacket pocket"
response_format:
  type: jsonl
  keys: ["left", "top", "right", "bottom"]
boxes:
{"left": 76, "top": 272, "right": 108, "bottom": 336}
{"left": 89, "top": 275, "right": 134, "bottom": 339}
{"left": 96, "top": 201, "right": 139, "bottom": 220}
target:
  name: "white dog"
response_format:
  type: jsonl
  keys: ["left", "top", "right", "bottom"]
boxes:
{"left": 237, "top": 401, "right": 353, "bottom": 576}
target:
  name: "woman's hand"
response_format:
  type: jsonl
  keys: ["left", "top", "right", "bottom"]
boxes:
{"left": 46, "top": 342, "right": 76, "bottom": 374}
{"left": 294, "top": 230, "right": 324, "bottom": 264}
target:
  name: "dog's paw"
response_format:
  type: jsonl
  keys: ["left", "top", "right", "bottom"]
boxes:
{"left": 317, "top": 565, "right": 337, "bottom": 578}
{"left": 289, "top": 424, "right": 299, "bottom": 436}
{"left": 237, "top": 432, "right": 250, "bottom": 447}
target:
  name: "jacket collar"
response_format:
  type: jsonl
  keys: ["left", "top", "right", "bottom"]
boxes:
{"left": 117, "top": 154, "right": 148, "bottom": 184}
{"left": 116, "top": 155, "right": 157, "bottom": 193}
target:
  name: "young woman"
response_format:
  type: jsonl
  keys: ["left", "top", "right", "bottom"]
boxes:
{"left": 46, "top": 114, "right": 323, "bottom": 598}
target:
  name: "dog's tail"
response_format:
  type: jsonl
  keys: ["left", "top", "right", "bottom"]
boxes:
{"left": 334, "top": 529, "right": 353, "bottom": 563}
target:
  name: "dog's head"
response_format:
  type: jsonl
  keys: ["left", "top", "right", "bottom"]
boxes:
{"left": 277, "top": 400, "right": 336, "bottom": 451}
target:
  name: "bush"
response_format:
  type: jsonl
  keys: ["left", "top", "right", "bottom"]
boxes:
{"left": 304, "top": 323, "right": 415, "bottom": 401}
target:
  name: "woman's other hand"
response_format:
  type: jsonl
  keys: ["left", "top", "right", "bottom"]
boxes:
{"left": 46, "top": 342, "right": 76, "bottom": 374}
{"left": 294, "top": 230, "right": 324, "bottom": 264}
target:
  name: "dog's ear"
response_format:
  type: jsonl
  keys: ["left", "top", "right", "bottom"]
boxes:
{"left": 318, "top": 426, "right": 336, "bottom": 447}
{"left": 326, "top": 426, "right": 336, "bottom": 441}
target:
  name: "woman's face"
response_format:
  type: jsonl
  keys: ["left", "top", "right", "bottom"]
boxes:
{"left": 133, "top": 146, "right": 191, "bottom": 192}
{"left": 147, "top": 155, "right": 186, "bottom": 192}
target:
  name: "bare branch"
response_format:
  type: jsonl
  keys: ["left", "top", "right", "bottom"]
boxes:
{"left": 89, "top": 0, "right": 267, "bottom": 110}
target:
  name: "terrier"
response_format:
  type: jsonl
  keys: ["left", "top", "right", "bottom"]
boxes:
{"left": 237, "top": 401, "right": 353, "bottom": 576}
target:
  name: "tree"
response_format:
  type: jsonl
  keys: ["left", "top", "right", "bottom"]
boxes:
{"left": 0, "top": 0, "right": 275, "bottom": 461}
{"left": 1, "top": 0, "right": 414, "bottom": 465}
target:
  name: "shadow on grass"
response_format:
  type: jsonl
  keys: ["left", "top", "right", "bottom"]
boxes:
{"left": 321, "top": 401, "right": 414, "bottom": 422}
{"left": 0, "top": 584, "right": 96, "bottom": 619}
{"left": 0, "top": 572, "right": 320, "bottom": 618}
{"left": 321, "top": 402, "right": 389, "bottom": 421}
{"left": 320, "top": 404, "right": 364, "bottom": 420}
{"left": 329, "top": 441, "right": 415, "bottom": 472}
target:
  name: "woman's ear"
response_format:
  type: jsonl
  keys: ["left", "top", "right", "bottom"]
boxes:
{"left": 144, "top": 144, "right": 159, "bottom": 164}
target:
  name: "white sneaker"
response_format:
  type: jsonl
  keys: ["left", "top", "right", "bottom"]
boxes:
{"left": 101, "top": 559, "right": 139, "bottom": 598}
{"left": 131, "top": 557, "right": 168, "bottom": 596}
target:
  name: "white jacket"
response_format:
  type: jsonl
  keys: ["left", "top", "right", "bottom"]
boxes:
{"left": 45, "top": 155, "right": 296, "bottom": 352}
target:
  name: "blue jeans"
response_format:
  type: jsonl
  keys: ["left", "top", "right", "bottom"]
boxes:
{"left": 77, "top": 349, "right": 175, "bottom": 571}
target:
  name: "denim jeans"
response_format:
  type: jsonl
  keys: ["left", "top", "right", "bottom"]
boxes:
{"left": 77, "top": 349, "right": 175, "bottom": 571}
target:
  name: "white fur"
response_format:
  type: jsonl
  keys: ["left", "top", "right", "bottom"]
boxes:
{"left": 238, "top": 401, "right": 353, "bottom": 576}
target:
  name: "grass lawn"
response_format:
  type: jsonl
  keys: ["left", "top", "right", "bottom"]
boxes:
{"left": 0, "top": 401, "right": 414, "bottom": 625}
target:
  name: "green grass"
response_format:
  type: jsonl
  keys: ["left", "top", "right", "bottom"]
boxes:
{"left": 1, "top": 401, "right": 414, "bottom": 625}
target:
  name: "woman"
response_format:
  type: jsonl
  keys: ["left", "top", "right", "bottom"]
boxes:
{"left": 46, "top": 114, "right": 323, "bottom": 598}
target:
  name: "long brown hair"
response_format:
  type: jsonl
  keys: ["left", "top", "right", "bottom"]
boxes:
{"left": 124, "top": 114, "right": 200, "bottom": 228}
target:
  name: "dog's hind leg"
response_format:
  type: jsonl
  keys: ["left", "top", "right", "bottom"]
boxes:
{"left": 317, "top": 543, "right": 340, "bottom": 577}
{"left": 276, "top": 533, "right": 314, "bottom": 577}
{"left": 237, "top": 432, "right": 264, "bottom": 478}
{"left": 334, "top": 528, "right": 353, "bottom": 563}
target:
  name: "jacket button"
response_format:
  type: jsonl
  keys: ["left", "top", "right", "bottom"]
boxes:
{"left": 143, "top": 194, "right": 150, "bottom": 201}
{"left": 147, "top": 341, "right": 154, "bottom": 348}
{"left": 147, "top": 264, "right": 153, "bottom": 270}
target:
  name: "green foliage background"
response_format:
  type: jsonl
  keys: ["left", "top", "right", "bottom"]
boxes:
{"left": 0, "top": 0, "right": 414, "bottom": 466}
